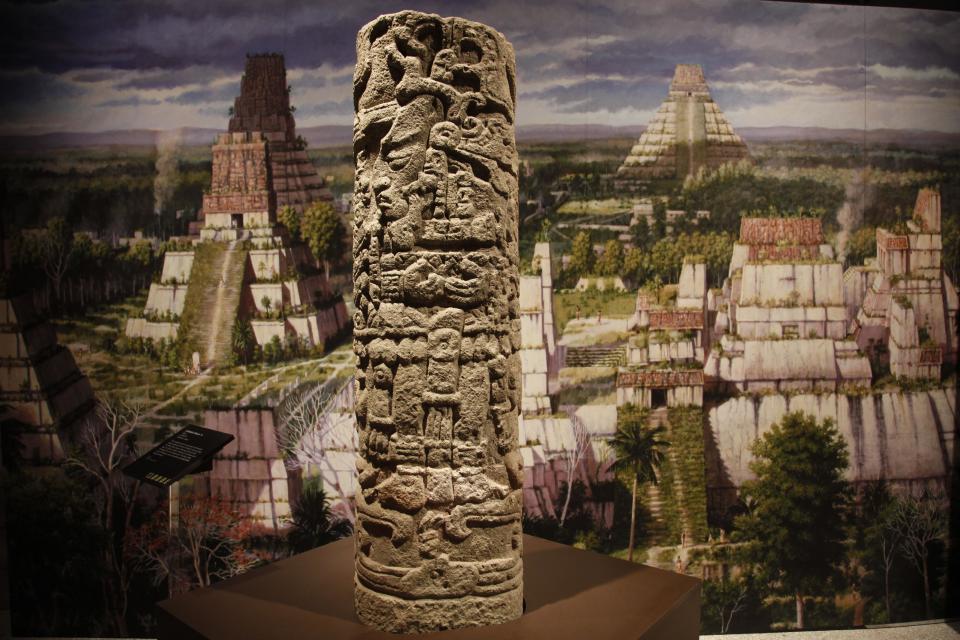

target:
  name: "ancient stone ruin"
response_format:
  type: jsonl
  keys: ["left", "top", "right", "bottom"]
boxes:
{"left": 847, "top": 188, "right": 958, "bottom": 379}
{"left": 0, "top": 292, "right": 95, "bottom": 463}
{"left": 617, "top": 64, "right": 750, "bottom": 181}
{"left": 126, "top": 54, "right": 348, "bottom": 368}
{"left": 352, "top": 11, "right": 522, "bottom": 633}
{"left": 704, "top": 216, "right": 872, "bottom": 392}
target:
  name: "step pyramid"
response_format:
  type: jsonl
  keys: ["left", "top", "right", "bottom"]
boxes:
{"left": 0, "top": 293, "right": 95, "bottom": 464}
{"left": 225, "top": 53, "right": 332, "bottom": 213}
{"left": 618, "top": 64, "right": 750, "bottom": 180}
{"left": 127, "top": 54, "right": 349, "bottom": 368}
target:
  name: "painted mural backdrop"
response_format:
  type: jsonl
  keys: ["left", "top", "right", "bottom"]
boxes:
{"left": 0, "top": 0, "right": 957, "bottom": 636}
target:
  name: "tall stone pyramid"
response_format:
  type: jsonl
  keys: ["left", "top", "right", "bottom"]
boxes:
{"left": 617, "top": 64, "right": 750, "bottom": 180}
{"left": 223, "top": 53, "right": 331, "bottom": 213}
{"left": 126, "top": 54, "right": 348, "bottom": 368}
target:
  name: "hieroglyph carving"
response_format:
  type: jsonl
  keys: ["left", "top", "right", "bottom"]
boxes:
{"left": 351, "top": 12, "right": 522, "bottom": 633}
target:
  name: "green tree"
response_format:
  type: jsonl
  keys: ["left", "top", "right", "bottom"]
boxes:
{"left": 623, "top": 247, "right": 648, "bottom": 286}
{"left": 264, "top": 334, "right": 284, "bottom": 364}
{"left": 701, "top": 571, "right": 767, "bottom": 634}
{"left": 300, "top": 201, "right": 345, "bottom": 279}
{"left": 568, "top": 231, "right": 594, "bottom": 279}
{"left": 122, "top": 240, "right": 155, "bottom": 294}
{"left": 845, "top": 226, "right": 877, "bottom": 268}
{"left": 611, "top": 404, "right": 669, "bottom": 562}
{"left": 735, "top": 411, "right": 850, "bottom": 630}
{"left": 852, "top": 481, "right": 904, "bottom": 624}
{"left": 278, "top": 205, "right": 302, "bottom": 242}
{"left": 230, "top": 319, "right": 256, "bottom": 366}
{"left": 5, "top": 472, "right": 105, "bottom": 635}
{"left": 596, "top": 239, "right": 624, "bottom": 277}
{"left": 287, "top": 476, "right": 353, "bottom": 554}
{"left": 631, "top": 217, "right": 651, "bottom": 250}
{"left": 652, "top": 200, "right": 668, "bottom": 239}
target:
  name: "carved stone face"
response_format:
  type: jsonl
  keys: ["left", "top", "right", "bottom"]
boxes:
{"left": 371, "top": 96, "right": 440, "bottom": 222}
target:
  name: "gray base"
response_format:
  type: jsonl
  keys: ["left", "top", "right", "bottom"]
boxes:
{"left": 157, "top": 535, "right": 700, "bottom": 639}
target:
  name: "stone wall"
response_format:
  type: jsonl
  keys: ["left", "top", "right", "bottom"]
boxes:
{"left": 124, "top": 318, "right": 178, "bottom": 341}
{"left": 739, "top": 263, "right": 844, "bottom": 307}
{"left": 739, "top": 217, "right": 824, "bottom": 246}
{"left": 706, "top": 388, "right": 956, "bottom": 517}
{"left": 0, "top": 294, "right": 94, "bottom": 464}
{"left": 144, "top": 283, "right": 187, "bottom": 316}
{"left": 203, "top": 132, "right": 274, "bottom": 226}
{"left": 228, "top": 54, "right": 294, "bottom": 139}
{"left": 195, "top": 408, "right": 295, "bottom": 530}
{"left": 159, "top": 251, "right": 195, "bottom": 283}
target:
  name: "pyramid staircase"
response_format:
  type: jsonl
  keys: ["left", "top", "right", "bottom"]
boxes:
{"left": 564, "top": 345, "right": 626, "bottom": 367}
{"left": 179, "top": 241, "right": 248, "bottom": 368}
{"left": 617, "top": 64, "right": 749, "bottom": 181}
{"left": 642, "top": 407, "right": 698, "bottom": 545}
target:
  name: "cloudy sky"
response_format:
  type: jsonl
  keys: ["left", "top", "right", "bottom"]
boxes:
{"left": 1, "top": 0, "right": 958, "bottom": 135}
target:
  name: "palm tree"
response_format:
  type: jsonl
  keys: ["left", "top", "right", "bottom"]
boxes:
{"left": 611, "top": 404, "right": 669, "bottom": 562}
{"left": 287, "top": 476, "right": 353, "bottom": 554}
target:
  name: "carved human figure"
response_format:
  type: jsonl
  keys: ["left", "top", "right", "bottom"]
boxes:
{"left": 352, "top": 11, "right": 521, "bottom": 634}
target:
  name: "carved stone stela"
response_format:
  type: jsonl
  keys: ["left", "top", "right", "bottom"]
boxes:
{"left": 351, "top": 11, "right": 522, "bottom": 634}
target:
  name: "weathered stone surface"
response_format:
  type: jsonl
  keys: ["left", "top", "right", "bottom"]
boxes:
{"left": 352, "top": 11, "right": 521, "bottom": 633}
{"left": 706, "top": 388, "right": 956, "bottom": 501}
{"left": 850, "top": 189, "right": 958, "bottom": 376}
{"left": 0, "top": 293, "right": 95, "bottom": 464}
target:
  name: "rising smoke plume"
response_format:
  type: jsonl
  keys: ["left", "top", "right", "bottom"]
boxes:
{"left": 835, "top": 168, "right": 875, "bottom": 264}
{"left": 154, "top": 129, "right": 182, "bottom": 216}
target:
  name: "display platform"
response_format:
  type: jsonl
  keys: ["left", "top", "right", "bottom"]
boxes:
{"left": 157, "top": 534, "right": 700, "bottom": 639}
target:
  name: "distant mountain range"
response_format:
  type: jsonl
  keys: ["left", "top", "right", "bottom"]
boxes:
{"left": 2, "top": 123, "right": 959, "bottom": 151}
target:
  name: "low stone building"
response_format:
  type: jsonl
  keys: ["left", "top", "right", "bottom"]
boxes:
{"left": 619, "top": 258, "right": 709, "bottom": 409}
{"left": 189, "top": 408, "right": 297, "bottom": 531}
{"left": 705, "top": 217, "right": 872, "bottom": 392}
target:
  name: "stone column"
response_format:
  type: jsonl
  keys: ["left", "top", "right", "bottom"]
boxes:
{"left": 352, "top": 11, "right": 522, "bottom": 634}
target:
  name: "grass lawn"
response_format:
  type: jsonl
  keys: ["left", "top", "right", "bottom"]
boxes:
{"left": 53, "top": 295, "right": 354, "bottom": 417}
{"left": 556, "top": 197, "right": 636, "bottom": 216}
{"left": 554, "top": 289, "right": 637, "bottom": 332}
{"left": 607, "top": 546, "right": 649, "bottom": 564}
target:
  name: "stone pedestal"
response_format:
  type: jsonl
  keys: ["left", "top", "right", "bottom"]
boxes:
{"left": 156, "top": 535, "right": 701, "bottom": 640}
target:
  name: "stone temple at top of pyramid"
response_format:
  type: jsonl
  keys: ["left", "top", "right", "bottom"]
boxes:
{"left": 617, "top": 64, "right": 750, "bottom": 181}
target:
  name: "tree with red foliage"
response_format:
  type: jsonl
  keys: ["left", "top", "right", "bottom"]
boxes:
{"left": 127, "top": 496, "right": 263, "bottom": 594}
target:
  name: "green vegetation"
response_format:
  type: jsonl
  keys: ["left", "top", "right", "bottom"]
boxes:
{"left": 556, "top": 197, "right": 632, "bottom": 215}
{"left": 176, "top": 242, "right": 226, "bottom": 364}
{"left": 611, "top": 404, "right": 669, "bottom": 562}
{"left": 595, "top": 239, "right": 624, "bottom": 276}
{"left": 734, "top": 411, "right": 850, "bottom": 630}
{"left": 286, "top": 476, "right": 353, "bottom": 554}
{"left": 300, "top": 200, "right": 346, "bottom": 278}
{"left": 666, "top": 406, "right": 709, "bottom": 543}
{"left": 554, "top": 289, "right": 635, "bottom": 331}
{"left": 278, "top": 205, "right": 302, "bottom": 241}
